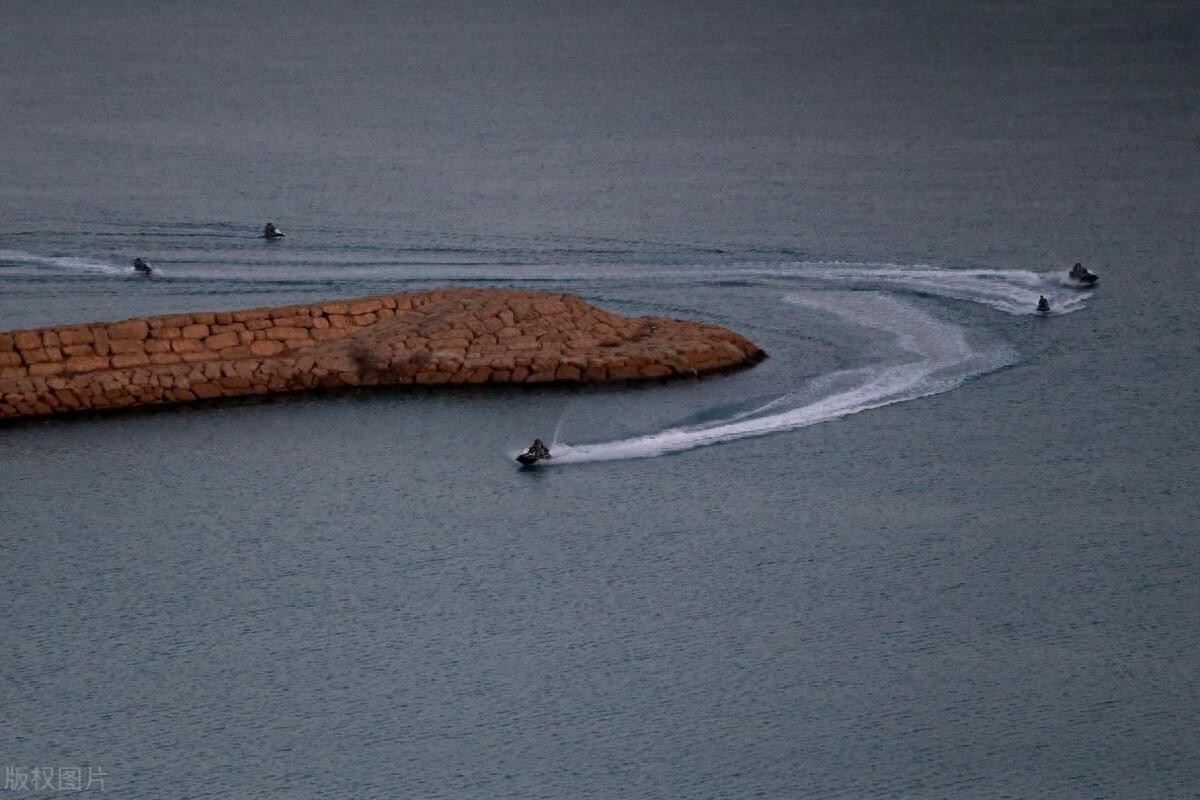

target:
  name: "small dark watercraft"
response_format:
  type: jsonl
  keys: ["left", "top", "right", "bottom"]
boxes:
{"left": 132, "top": 257, "right": 154, "bottom": 277}
{"left": 1068, "top": 262, "right": 1098, "bottom": 285}
{"left": 1037, "top": 295, "right": 1051, "bottom": 314}
{"left": 262, "top": 222, "right": 284, "bottom": 239}
{"left": 517, "top": 439, "right": 551, "bottom": 465}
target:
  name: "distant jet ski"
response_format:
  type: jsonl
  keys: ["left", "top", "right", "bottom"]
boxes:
{"left": 262, "top": 222, "right": 284, "bottom": 239}
{"left": 516, "top": 439, "right": 551, "bottom": 465}
{"left": 132, "top": 257, "right": 154, "bottom": 276}
{"left": 1037, "top": 295, "right": 1051, "bottom": 314}
{"left": 1067, "top": 262, "right": 1098, "bottom": 285}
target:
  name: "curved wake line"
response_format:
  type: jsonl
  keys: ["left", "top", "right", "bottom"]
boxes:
{"left": 644, "top": 262, "right": 1092, "bottom": 316}
{"left": 546, "top": 291, "right": 1016, "bottom": 465}
{"left": 779, "top": 263, "right": 1090, "bottom": 316}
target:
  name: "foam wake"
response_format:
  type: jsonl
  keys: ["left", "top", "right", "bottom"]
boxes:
{"left": 705, "top": 262, "right": 1091, "bottom": 316}
{"left": 791, "top": 263, "right": 1090, "bottom": 316}
{"left": 547, "top": 291, "right": 1015, "bottom": 464}
{"left": 0, "top": 249, "right": 131, "bottom": 275}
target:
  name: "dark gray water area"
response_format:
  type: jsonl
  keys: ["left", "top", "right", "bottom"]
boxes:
{"left": 2, "top": 1, "right": 1198, "bottom": 797}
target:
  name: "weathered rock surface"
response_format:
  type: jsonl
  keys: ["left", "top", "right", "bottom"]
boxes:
{"left": 0, "top": 288, "right": 764, "bottom": 420}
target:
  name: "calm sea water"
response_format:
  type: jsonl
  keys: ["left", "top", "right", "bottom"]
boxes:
{"left": 2, "top": 2, "right": 1198, "bottom": 797}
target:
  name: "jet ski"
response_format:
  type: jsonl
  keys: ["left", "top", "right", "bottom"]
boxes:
{"left": 262, "top": 223, "right": 285, "bottom": 239}
{"left": 132, "top": 257, "right": 154, "bottom": 277}
{"left": 516, "top": 439, "right": 551, "bottom": 465}
{"left": 1067, "top": 263, "right": 1098, "bottom": 285}
{"left": 1036, "top": 295, "right": 1051, "bottom": 314}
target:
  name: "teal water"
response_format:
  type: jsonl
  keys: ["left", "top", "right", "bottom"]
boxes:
{"left": 2, "top": 2, "right": 1198, "bottom": 797}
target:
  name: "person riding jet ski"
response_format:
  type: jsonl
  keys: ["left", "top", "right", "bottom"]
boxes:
{"left": 516, "top": 438, "right": 552, "bottom": 465}
{"left": 1037, "top": 295, "right": 1051, "bottom": 314}
{"left": 1068, "top": 262, "right": 1097, "bottom": 284}
{"left": 262, "top": 222, "right": 284, "bottom": 239}
{"left": 132, "top": 257, "right": 152, "bottom": 275}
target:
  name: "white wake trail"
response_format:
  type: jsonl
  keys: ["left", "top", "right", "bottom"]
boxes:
{"left": 790, "top": 263, "right": 1090, "bottom": 316}
{"left": 548, "top": 291, "right": 1014, "bottom": 464}
{"left": 0, "top": 249, "right": 132, "bottom": 276}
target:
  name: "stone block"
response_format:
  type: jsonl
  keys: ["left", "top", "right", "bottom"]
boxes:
{"left": 14, "top": 331, "right": 42, "bottom": 350}
{"left": 29, "top": 362, "right": 65, "bottom": 376}
{"left": 108, "top": 339, "right": 147, "bottom": 355}
{"left": 111, "top": 353, "right": 151, "bottom": 368}
{"left": 555, "top": 365, "right": 582, "bottom": 381}
{"left": 348, "top": 299, "right": 383, "bottom": 315}
{"left": 265, "top": 327, "right": 309, "bottom": 341}
{"left": 182, "top": 324, "right": 209, "bottom": 339}
{"left": 108, "top": 319, "right": 150, "bottom": 340}
{"left": 63, "top": 357, "right": 109, "bottom": 376}
{"left": 21, "top": 348, "right": 50, "bottom": 364}
{"left": 250, "top": 340, "right": 285, "bottom": 357}
{"left": 204, "top": 331, "right": 240, "bottom": 351}
{"left": 210, "top": 323, "right": 246, "bottom": 334}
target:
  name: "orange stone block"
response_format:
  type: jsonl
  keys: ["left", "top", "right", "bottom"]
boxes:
{"left": 111, "top": 353, "right": 151, "bottom": 368}
{"left": 29, "top": 362, "right": 65, "bottom": 376}
{"left": 108, "top": 339, "right": 147, "bottom": 355}
{"left": 14, "top": 331, "right": 42, "bottom": 350}
{"left": 555, "top": 365, "right": 582, "bottom": 381}
{"left": 108, "top": 319, "right": 150, "bottom": 340}
{"left": 265, "top": 327, "right": 309, "bottom": 341}
{"left": 204, "top": 331, "right": 240, "bottom": 351}
{"left": 250, "top": 340, "right": 285, "bottom": 357}
{"left": 182, "top": 324, "right": 209, "bottom": 339}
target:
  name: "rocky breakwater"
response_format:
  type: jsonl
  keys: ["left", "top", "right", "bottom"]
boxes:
{"left": 0, "top": 288, "right": 764, "bottom": 420}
